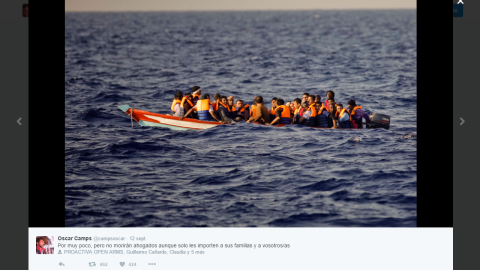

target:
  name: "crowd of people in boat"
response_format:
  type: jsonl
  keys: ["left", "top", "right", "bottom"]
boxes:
{"left": 169, "top": 86, "right": 371, "bottom": 129}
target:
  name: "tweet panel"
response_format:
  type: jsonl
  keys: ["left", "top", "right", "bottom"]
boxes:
{"left": 30, "top": 228, "right": 452, "bottom": 270}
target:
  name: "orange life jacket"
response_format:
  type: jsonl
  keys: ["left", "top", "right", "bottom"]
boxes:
{"left": 275, "top": 105, "right": 291, "bottom": 124}
{"left": 307, "top": 102, "right": 317, "bottom": 117}
{"left": 171, "top": 99, "right": 181, "bottom": 112}
{"left": 275, "top": 105, "right": 291, "bottom": 118}
{"left": 251, "top": 104, "right": 257, "bottom": 117}
{"left": 180, "top": 96, "right": 193, "bottom": 108}
{"left": 197, "top": 99, "right": 212, "bottom": 121}
{"left": 218, "top": 101, "right": 231, "bottom": 112}
{"left": 350, "top": 105, "right": 362, "bottom": 116}
{"left": 317, "top": 104, "right": 326, "bottom": 114}
{"left": 349, "top": 105, "right": 363, "bottom": 128}
{"left": 335, "top": 108, "right": 349, "bottom": 118}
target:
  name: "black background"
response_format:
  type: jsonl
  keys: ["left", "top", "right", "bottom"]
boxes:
{"left": 28, "top": 2, "right": 452, "bottom": 228}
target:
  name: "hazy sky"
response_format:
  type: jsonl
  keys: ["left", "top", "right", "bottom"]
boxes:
{"left": 65, "top": 0, "right": 416, "bottom": 12}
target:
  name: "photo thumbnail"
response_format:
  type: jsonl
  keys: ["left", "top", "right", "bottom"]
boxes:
{"left": 36, "top": 236, "right": 54, "bottom": 254}
{"left": 65, "top": 2, "right": 416, "bottom": 227}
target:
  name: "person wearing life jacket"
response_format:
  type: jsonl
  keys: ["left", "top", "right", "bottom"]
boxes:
{"left": 180, "top": 95, "right": 223, "bottom": 123}
{"left": 303, "top": 95, "right": 317, "bottom": 126}
{"left": 347, "top": 99, "right": 370, "bottom": 129}
{"left": 218, "top": 96, "right": 234, "bottom": 123}
{"left": 292, "top": 98, "right": 303, "bottom": 124}
{"left": 235, "top": 100, "right": 250, "bottom": 121}
{"left": 247, "top": 96, "right": 270, "bottom": 124}
{"left": 298, "top": 101, "right": 311, "bottom": 125}
{"left": 170, "top": 91, "right": 183, "bottom": 117}
{"left": 249, "top": 97, "right": 258, "bottom": 119}
{"left": 327, "top": 102, "right": 339, "bottom": 128}
{"left": 179, "top": 93, "right": 197, "bottom": 118}
{"left": 325, "top": 91, "right": 336, "bottom": 112}
{"left": 314, "top": 101, "right": 331, "bottom": 128}
{"left": 269, "top": 98, "right": 278, "bottom": 124}
{"left": 335, "top": 103, "right": 353, "bottom": 128}
{"left": 287, "top": 101, "right": 295, "bottom": 119}
{"left": 212, "top": 93, "right": 221, "bottom": 111}
{"left": 191, "top": 86, "right": 202, "bottom": 106}
{"left": 227, "top": 96, "right": 238, "bottom": 120}
{"left": 267, "top": 99, "right": 291, "bottom": 125}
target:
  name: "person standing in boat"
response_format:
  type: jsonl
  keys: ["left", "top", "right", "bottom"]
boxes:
{"left": 335, "top": 103, "right": 353, "bottom": 128}
{"left": 180, "top": 95, "right": 224, "bottom": 123}
{"left": 347, "top": 99, "right": 370, "bottom": 129}
{"left": 235, "top": 100, "right": 250, "bottom": 122}
{"left": 247, "top": 96, "right": 270, "bottom": 124}
{"left": 218, "top": 96, "right": 234, "bottom": 123}
{"left": 269, "top": 98, "right": 278, "bottom": 124}
{"left": 170, "top": 91, "right": 183, "bottom": 117}
{"left": 267, "top": 99, "right": 291, "bottom": 125}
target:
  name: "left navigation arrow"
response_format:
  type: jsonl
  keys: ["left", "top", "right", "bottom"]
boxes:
{"left": 17, "top": 117, "right": 22, "bottom": 126}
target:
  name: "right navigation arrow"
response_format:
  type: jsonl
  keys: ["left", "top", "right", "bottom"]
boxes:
{"left": 460, "top": 118, "right": 465, "bottom": 125}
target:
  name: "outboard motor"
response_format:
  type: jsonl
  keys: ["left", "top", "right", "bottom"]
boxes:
{"left": 367, "top": 113, "right": 390, "bottom": 129}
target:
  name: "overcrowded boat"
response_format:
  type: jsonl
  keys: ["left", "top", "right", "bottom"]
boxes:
{"left": 118, "top": 87, "right": 391, "bottom": 131}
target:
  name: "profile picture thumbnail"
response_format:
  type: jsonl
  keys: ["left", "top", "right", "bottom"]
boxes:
{"left": 23, "top": 4, "right": 29, "bottom": 17}
{"left": 36, "top": 236, "right": 54, "bottom": 254}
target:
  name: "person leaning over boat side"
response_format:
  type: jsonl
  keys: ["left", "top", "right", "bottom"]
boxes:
{"left": 235, "top": 100, "right": 250, "bottom": 121}
{"left": 325, "top": 90, "right": 336, "bottom": 112}
{"left": 218, "top": 96, "right": 234, "bottom": 123}
{"left": 267, "top": 99, "right": 291, "bottom": 125}
{"left": 347, "top": 99, "right": 370, "bottom": 129}
{"left": 335, "top": 103, "right": 352, "bottom": 128}
{"left": 247, "top": 96, "right": 270, "bottom": 124}
{"left": 292, "top": 98, "right": 302, "bottom": 124}
{"left": 315, "top": 101, "right": 330, "bottom": 128}
{"left": 269, "top": 97, "right": 278, "bottom": 124}
{"left": 180, "top": 94, "right": 223, "bottom": 123}
{"left": 170, "top": 91, "right": 183, "bottom": 117}
{"left": 191, "top": 86, "right": 202, "bottom": 106}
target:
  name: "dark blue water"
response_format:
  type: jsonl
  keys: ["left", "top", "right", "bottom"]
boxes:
{"left": 65, "top": 10, "right": 416, "bottom": 227}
